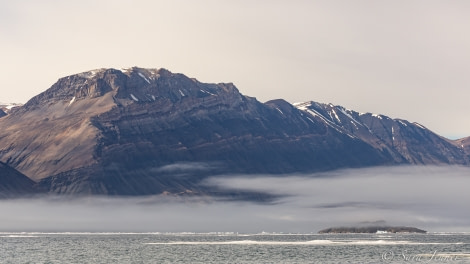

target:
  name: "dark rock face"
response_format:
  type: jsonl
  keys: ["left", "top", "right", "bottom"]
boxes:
{"left": 0, "top": 161, "right": 38, "bottom": 198}
{"left": 0, "top": 67, "right": 468, "bottom": 196}
{"left": 0, "top": 109, "right": 6, "bottom": 118}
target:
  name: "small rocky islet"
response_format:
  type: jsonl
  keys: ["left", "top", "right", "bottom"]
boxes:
{"left": 318, "top": 226, "right": 427, "bottom": 234}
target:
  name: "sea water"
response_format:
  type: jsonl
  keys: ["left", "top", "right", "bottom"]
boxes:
{"left": 1, "top": 232, "right": 470, "bottom": 263}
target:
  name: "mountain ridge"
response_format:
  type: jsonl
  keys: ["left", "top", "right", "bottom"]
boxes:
{"left": 294, "top": 101, "right": 469, "bottom": 165}
{"left": 0, "top": 67, "right": 468, "bottom": 196}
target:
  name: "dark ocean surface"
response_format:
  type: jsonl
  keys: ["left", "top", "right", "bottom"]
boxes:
{"left": 1, "top": 232, "right": 469, "bottom": 263}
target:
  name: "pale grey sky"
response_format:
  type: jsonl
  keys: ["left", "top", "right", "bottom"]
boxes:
{"left": 1, "top": 0, "right": 469, "bottom": 138}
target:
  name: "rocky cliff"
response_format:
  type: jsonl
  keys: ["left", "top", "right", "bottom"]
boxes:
{"left": 0, "top": 67, "right": 468, "bottom": 196}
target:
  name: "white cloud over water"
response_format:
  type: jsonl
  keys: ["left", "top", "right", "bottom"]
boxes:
{"left": 0, "top": 166, "right": 469, "bottom": 233}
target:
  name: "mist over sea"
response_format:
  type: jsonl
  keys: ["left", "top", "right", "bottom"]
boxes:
{"left": 1, "top": 166, "right": 470, "bottom": 263}
{"left": 0, "top": 166, "right": 469, "bottom": 233}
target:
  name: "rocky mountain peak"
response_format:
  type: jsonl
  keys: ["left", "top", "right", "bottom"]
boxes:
{"left": 113, "top": 67, "right": 241, "bottom": 104}
{"left": 0, "top": 67, "right": 249, "bottom": 183}
{"left": 21, "top": 68, "right": 122, "bottom": 110}
{"left": 20, "top": 67, "right": 243, "bottom": 112}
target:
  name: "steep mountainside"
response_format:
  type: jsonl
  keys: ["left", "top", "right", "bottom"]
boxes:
{"left": 294, "top": 102, "right": 468, "bottom": 165}
{"left": 0, "top": 67, "right": 468, "bottom": 196}
{"left": 0, "top": 161, "right": 37, "bottom": 198}
{"left": 0, "top": 109, "right": 6, "bottom": 118}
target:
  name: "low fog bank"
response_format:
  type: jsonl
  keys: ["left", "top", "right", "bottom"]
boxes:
{"left": 1, "top": 166, "right": 469, "bottom": 233}
{"left": 205, "top": 165, "right": 470, "bottom": 232}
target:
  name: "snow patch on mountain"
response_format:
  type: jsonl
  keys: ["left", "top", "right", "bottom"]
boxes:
{"left": 414, "top": 123, "right": 426, "bottom": 129}
{"left": 130, "top": 94, "right": 139, "bottom": 101}
{"left": 138, "top": 72, "right": 151, "bottom": 84}
{"left": 372, "top": 114, "right": 383, "bottom": 120}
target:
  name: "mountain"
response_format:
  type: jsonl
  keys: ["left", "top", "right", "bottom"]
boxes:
{"left": 0, "top": 161, "right": 37, "bottom": 198}
{"left": 0, "top": 67, "right": 468, "bottom": 196}
{"left": 294, "top": 102, "right": 468, "bottom": 165}
{"left": 0, "top": 67, "right": 387, "bottom": 195}
{"left": 0, "top": 109, "right": 6, "bottom": 118}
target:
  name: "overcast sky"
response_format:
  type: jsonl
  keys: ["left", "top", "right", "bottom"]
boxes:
{"left": 1, "top": 0, "right": 469, "bottom": 138}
